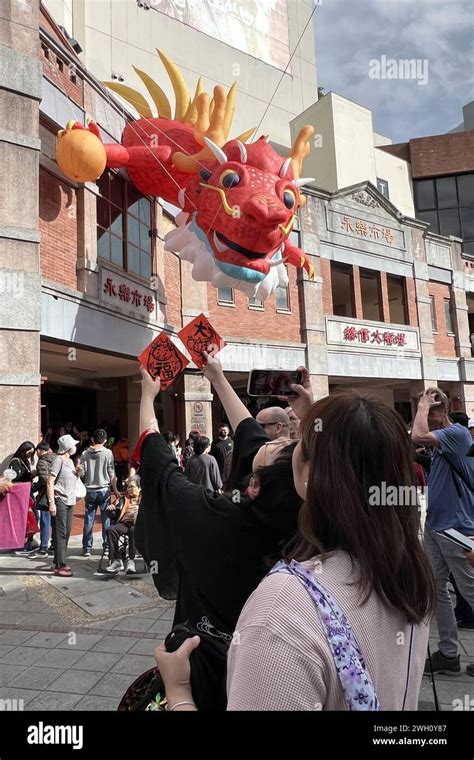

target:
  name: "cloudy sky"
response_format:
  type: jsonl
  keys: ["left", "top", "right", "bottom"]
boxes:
{"left": 312, "top": 0, "right": 473, "bottom": 142}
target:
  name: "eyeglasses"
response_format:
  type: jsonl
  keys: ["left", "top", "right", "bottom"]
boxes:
{"left": 260, "top": 421, "right": 280, "bottom": 428}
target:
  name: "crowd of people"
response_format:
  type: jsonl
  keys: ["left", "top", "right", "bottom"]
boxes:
{"left": 0, "top": 427, "right": 138, "bottom": 577}
{"left": 1, "top": 360, "right": 473, "bottom": 711}
{"left": 134, "top": 355, "right": 473, "bottom": 712}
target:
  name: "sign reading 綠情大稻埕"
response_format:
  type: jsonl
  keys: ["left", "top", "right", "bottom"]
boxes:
{"left": 326, "top": 316, "right": 420, "bottom": 355}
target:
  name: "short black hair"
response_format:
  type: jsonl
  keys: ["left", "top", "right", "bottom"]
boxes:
{"left": 163, "top": 431, "right": 174, "bottom": 444}
{"left": 93, "top": 429, "right": 107, "bottom": 444}
{"left": 195, "top": 436, "right": 210, "bottom": 455}
{"left": 36, "top": 441, "right": 50, "bottom": 453}
{"left": 450, "top": 411, "right": 469, "bottom": 428}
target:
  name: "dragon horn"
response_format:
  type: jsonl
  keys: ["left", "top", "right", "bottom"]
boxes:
{"left": 279, "top": 157, "right": 292, "bottom": 178}
{"left": 183, "top": 77, "right": 203, "bottom": 125}
{"left": 289, "top": 125, "right": 315, "bottom": 179}
{"left": 202, "top": 137, "right": 228, "bottom": 164}
{"left": 236, "top": 140, "right": 247, "bottom": 163}
{"left": 103, "top": 81, "right": 153, "bottom": 118}
{"left": 292, "top": 178, "right": 315, "bottom": 188}
{"left": 156, "top": 49, "right": 190, "bottom": 121}
{"left": 236, "top": 127, "right": 256, "bottom": 143}
{"left": 132, "top": 66, "right": 172, "bottom": 118}
{"left": 223, "top": 81, "right": 237, "bottom": 138}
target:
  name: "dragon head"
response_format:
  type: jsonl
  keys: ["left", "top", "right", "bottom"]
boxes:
{"left": 166, "top": 122, "right": 315, "bottom": 299}
{"left": 101, "top": 53, "right": 315, "bottom": 300}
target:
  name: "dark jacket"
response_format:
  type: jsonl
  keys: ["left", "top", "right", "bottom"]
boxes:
{"left": 35, "top": 452, "right": 58, "bottom": 487}
{"left": 135, "top": 420, "right": 302, "bottom": 639}
{"left": 210, "top": 437, "right": 233, "bottom": 474}
{"left": 185, "top": 453, "right": 222, "bottom": 492}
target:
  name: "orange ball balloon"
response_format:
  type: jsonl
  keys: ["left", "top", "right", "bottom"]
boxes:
{"left": 56, "top": 128, "right": 107, "bottom": 182}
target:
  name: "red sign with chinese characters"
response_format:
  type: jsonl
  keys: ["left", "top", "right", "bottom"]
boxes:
{"left": 138, "top": 332, "right": 189, "bottom": 390}
{"left": 177, "top": 314, "right": 226, "bottom": 368}
{"left": 342, "top": 325, "right": 407, "bottom": 347}
{"left": 103, "top": 276, "right": 155, "bottom": 314}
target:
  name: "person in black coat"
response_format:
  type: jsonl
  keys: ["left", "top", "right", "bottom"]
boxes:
{"left": 134, "top": 355, "right": 312, "bottom": 641}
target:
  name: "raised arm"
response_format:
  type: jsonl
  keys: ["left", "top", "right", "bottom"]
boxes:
{"left": 277, "top": 366, "right": 314, "bottom": 421}
{"left": 412, "top": 393, "right": 442, "bottom": 447}
{"left": 202, "top": 352, "right": 251, "bottom": 432}
{"left": 139, "top": 367, "right": 161, "bottom": 435}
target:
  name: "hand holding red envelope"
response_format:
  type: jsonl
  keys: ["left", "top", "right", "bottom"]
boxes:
{"left": 138, "top": 317, "right": 225, "bottom": 389}
{"left": 177, "top": 314, "right": 226, "bottom": 369}
{"left": 138, "top": 331, "right": 189, "bottom": 389}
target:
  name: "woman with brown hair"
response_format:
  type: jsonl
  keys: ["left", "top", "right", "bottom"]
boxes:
{"left": 155, "top": 389, "right": 436, "bottom": 711}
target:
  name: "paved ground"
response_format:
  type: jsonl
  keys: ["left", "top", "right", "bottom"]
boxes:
{"left": 0, "top": 532, "right": 174, "bottom": 711}
{"left": 0, "top": 533, "right": 473, "bottom": 711}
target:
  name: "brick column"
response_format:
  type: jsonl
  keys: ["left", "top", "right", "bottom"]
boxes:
{"left": 405, "top": 277, "right": 418, "bottom": 327}
{"left": 319, "top": 257, "right": 333, "bottom": 315}
{"left": 379, "top": 271, "right": 391, "bottom": 323}
{"left": 352, "top": 265, "right": 364, "bottom": 319}
{"left": 0, "top": 0, "right": 42, "bottom": 462}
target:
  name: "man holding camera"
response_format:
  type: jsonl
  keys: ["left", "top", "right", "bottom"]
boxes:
{"left": 412, "top": 387, "right": 474, "bottom": 676}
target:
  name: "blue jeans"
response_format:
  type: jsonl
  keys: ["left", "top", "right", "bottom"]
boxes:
{"left": 40, "top": 510, "right": 51, "bottom": 551}
{"left": 82, "top": 489, "right": 111, "bottom": 551}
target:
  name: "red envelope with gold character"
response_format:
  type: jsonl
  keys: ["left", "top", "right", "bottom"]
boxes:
{"left": 138, "top": 332, "right": 189, "bottom": 389}
{"left": 178, "top": 314, "right": 226, "bottom": 368}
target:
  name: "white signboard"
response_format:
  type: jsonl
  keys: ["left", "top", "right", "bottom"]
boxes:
{"left": 326, "top": 316, "right": 420, "bottom": 355}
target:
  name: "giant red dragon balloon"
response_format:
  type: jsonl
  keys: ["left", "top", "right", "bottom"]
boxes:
{"left": 56, "top": 50, "right": 316, "bottom": 300}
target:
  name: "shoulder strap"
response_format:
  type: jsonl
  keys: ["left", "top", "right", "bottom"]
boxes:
{"left": 10, "top": 457, "right": 26, "bottom": 474}
{"left": 426, "top": 644, "right": 441, "bottom": 711}
{"left": 52, "top": 456, "right": 64, "bottom": 483}
{"left": 402, "top": 624, "right": 415, "bottom": 711}
{"left": 269, "top": 559, "right": 381, "bottom": 711}
{"left": 439, "top": 451, "right": 473, "bottom": 496}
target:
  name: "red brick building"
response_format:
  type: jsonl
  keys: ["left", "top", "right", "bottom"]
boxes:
{"left": 36, "top": 6, "right": 474, "bottom": 448}
{"left": 2, "top": 4, "right": 472, "bottom": 465}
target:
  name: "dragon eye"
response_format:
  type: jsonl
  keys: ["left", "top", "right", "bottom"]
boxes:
{"left": 219, "top": 169, "right": 241, "bottom": 189}
{"left": 283, "top": 189, "right": 296, "bottom": 209}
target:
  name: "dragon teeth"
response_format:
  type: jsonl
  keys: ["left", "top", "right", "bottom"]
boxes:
{"left": 213, "top": 231, "right": 229, "bottom": 253}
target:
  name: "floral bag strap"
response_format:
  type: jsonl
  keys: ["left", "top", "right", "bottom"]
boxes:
{"left": 268, "top": 559, "right": 381, "bottom": 711}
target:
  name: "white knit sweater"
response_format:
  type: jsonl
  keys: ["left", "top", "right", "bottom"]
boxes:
{"left": 227, "top": 551, "right": 430, "bottom": 711}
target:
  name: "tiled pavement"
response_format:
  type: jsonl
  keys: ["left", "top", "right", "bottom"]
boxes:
{"left": 0, "top": 532, "right": 175, "bottom": 711}
{"left": 418, "top": 629, "right": 474, "bottom": 711}
{"left": 1, "top": 533, "right": 473, "bottom": 711}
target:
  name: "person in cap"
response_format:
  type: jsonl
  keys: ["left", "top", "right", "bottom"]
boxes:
{"left": 46, "top": 434, "right": 82, "bottom": 577}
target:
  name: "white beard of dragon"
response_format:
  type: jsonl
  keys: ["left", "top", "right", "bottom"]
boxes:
{"left": 164, "top": 212, "right": 289, "bottom": 301}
